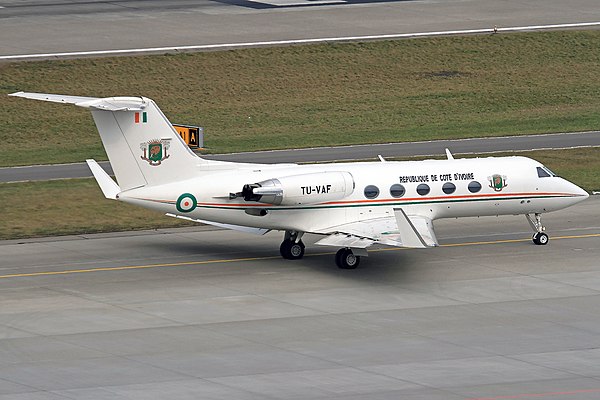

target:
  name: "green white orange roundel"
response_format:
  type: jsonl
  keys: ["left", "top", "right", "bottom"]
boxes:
{"left": 176, "top": 193, "right": 197, "bottom": 213}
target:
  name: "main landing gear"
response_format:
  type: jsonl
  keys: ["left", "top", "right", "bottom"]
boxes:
{"left": 335, "top": 248, "right": 360, "bottom": 269}
{"left": 280, "top": 231, "right": 305, "bottom": 260}
{"left": 279, "top": 232, "right": 362, "bottom": 269}
{"left": 526, "top": 213, "right": 549, "bottom": 245}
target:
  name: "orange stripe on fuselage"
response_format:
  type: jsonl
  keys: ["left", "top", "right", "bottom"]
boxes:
{"left": 321, "top": 191, "right": 577, "bottom": 206}
{"left": 130, "top": 191, "right": 580, "bottom": 210}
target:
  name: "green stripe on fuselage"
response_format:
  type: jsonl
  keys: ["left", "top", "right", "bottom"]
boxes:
{"left": 192, "top": 194, "right": 572, "bottom": 211}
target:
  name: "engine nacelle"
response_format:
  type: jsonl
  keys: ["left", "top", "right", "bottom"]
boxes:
{"left": 241, "top": 171, "right": 355, "bottom": 206}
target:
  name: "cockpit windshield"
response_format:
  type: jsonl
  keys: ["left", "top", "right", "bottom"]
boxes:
{"left": 537, "top": 166, "right": 557, "bottom": 178}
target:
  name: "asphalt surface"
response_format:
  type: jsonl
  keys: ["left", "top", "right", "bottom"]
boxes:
{"left": 3, "top": 1, "right": 600, "bottom": 399}
{"left": 1, "top": 197, "right": 599, "bottom": 399}
{"left": 1, "top": 0, "right": 600, "bottom": 58}
{"left": 1, "top": 131, "right": 599, "bottom": 183}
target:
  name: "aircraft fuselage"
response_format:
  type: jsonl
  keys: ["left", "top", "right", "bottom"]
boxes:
{"left": 120, "top": 155, "right": 588, "bottom": 233}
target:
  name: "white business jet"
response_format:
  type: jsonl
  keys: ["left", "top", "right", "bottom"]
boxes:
{"left": 10, "top": 92, "right": 589, "bottom": 269}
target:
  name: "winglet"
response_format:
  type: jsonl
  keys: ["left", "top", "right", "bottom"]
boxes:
{"left": 393, "top": 208, "right": 428, "bottom": 248}
{"left": 86, "top": 159, "right": 120, "bottom": 199}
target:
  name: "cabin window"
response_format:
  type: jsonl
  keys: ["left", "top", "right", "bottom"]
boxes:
{"left": 442, "top": 182, "right": 456, "bottom": 194}
{"left": 364, "top": 185, "right": 380, "bottom": 199}
{"left": 416, "top": 184, "right": 430, "bottom": 196}
{"left": 468, "top": 181, "right": 482, "bottom": 193}
{"left": 390, "top": 184, "right": 406, "bottom": 198}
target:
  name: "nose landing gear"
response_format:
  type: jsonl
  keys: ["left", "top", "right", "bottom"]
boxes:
{"left": 526, "top": 213, "right": 549, "bottom": 245}
{"left": 532, "top": 231, "right": 549, "bottom": 245}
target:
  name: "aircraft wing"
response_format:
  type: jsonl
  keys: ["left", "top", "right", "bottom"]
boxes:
{"left": 166, "top": 213, "right": 270, "bottom": 235}
{"left": 313, "top": 208, "right": 438, "bottom": 249}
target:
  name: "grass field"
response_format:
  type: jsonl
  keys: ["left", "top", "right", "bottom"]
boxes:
{"left": 1, "top": 30, "right": 600, "bottom": 167}
{"left": 1, "top": 148, "right": 598, "bottom": 240}
{"left": 0, "top": 179, "right": 196, "bottom": 240}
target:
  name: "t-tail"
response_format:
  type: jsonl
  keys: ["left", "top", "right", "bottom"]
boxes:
{"left": 9, "top": 92, "right": 208, "bottom": 192}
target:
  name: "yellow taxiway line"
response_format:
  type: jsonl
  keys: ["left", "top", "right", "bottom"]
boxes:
{"left": 1, "top": 233, "right": 599, "bottom": 280}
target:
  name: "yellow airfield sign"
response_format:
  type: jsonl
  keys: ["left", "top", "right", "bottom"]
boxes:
{"left": 173, "top": 124, "right": 203, "bottom": 148}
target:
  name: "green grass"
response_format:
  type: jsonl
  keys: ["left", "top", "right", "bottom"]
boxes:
{"left": 1, "top": 30, "right": 600, "bottom": 166}
{"left": 0, "top": 179, "right": 195, "bottom": 240}
{"left": 1, "top": 148, "right": 598, "bottom": 240}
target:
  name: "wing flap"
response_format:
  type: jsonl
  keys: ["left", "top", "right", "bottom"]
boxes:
{"left": 315, "top": 233, "right": 375, "bottom": 248}
{"left": 313, "top": 209, "right": 438, "bottom": 249}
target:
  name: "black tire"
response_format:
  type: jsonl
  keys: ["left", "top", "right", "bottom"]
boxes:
{"left": 335, "top": 248, "right": 345, "bottom": 268}
{"left": 280, "top": 241, "right": 292, "bottom": 259}
{"left": 335, "top": 248, "right": 360, "bottom": 269}
{"left": 533, "top": 232, "right": 549, "bottom": 245}
{"left": 280, "top": 240, "right": 305, "bottom": 260}
{"left": 532, "top": 232, "right": 550, "bottom": 246}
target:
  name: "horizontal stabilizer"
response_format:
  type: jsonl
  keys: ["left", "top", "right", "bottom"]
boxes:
{"left": 10, "top": 92, "right": 146, "bottom": 111}
{"left": 9, "top": 92, "right": 96, "bottom": 104}
{"left": 86, "top": 159, "right": 120, "bottom": 199}
{"left": 166, "top": 213, "right": 270, "bottom": 235}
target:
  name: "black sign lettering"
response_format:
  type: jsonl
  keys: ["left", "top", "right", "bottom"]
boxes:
{"left": 301, "top": 185, "right": 332, "bottom": 195}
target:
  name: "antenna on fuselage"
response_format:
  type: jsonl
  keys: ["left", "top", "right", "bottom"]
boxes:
{"left": 445, "top": 148, "right": 454, "bottom": 160}
{"left": 377, "top": 155, "right": 386, "bottom": 162}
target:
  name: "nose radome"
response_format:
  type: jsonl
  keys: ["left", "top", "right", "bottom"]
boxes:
{"left": 571, "top": 181, "right": 589, "bottom": 200}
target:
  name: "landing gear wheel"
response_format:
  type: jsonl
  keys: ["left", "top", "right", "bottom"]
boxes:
{"left": 280, "top": 240, "right": 305, "bottom": 260}
{"left": 526, "top": 214, "right": 549, "bottom": 246}
{"left": 335, "top": 248, "right": 360, "bottom": 269}
{"left": 532, "top": 232, "right": 549, "bottom": 245}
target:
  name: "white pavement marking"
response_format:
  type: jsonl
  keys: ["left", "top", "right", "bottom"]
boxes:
{"left": 1, "top": 21, "right": 600, "bottom": 61}
{"left": 249, "top": 0, "right": 345, "bottom": 5}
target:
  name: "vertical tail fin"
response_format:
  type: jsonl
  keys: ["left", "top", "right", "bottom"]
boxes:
{"left": 10, "top": 92, "right": 204, "bottom": 191}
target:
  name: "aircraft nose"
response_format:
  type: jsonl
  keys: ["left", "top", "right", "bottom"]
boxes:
{"left": 570, "top": 181, "right": 589, "bottom": 201}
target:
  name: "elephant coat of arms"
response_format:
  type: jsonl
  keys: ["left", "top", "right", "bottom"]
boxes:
{"left": 140, "top": 139, "right": 170, "bottom": 166}
{"left": 488, "top": 174, "right": 508, "bottom": 191}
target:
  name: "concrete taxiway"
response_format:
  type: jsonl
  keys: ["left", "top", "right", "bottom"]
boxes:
{"left": 1, "top": 0, "right": 600, "bottom": 59}
{"left": 1, "top": 197, "right": 599, "bottom": 399}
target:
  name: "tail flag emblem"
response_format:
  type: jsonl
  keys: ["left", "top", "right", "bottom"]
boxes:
{"left": 135, "top": 112, "right": 147, "bottom": 124}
